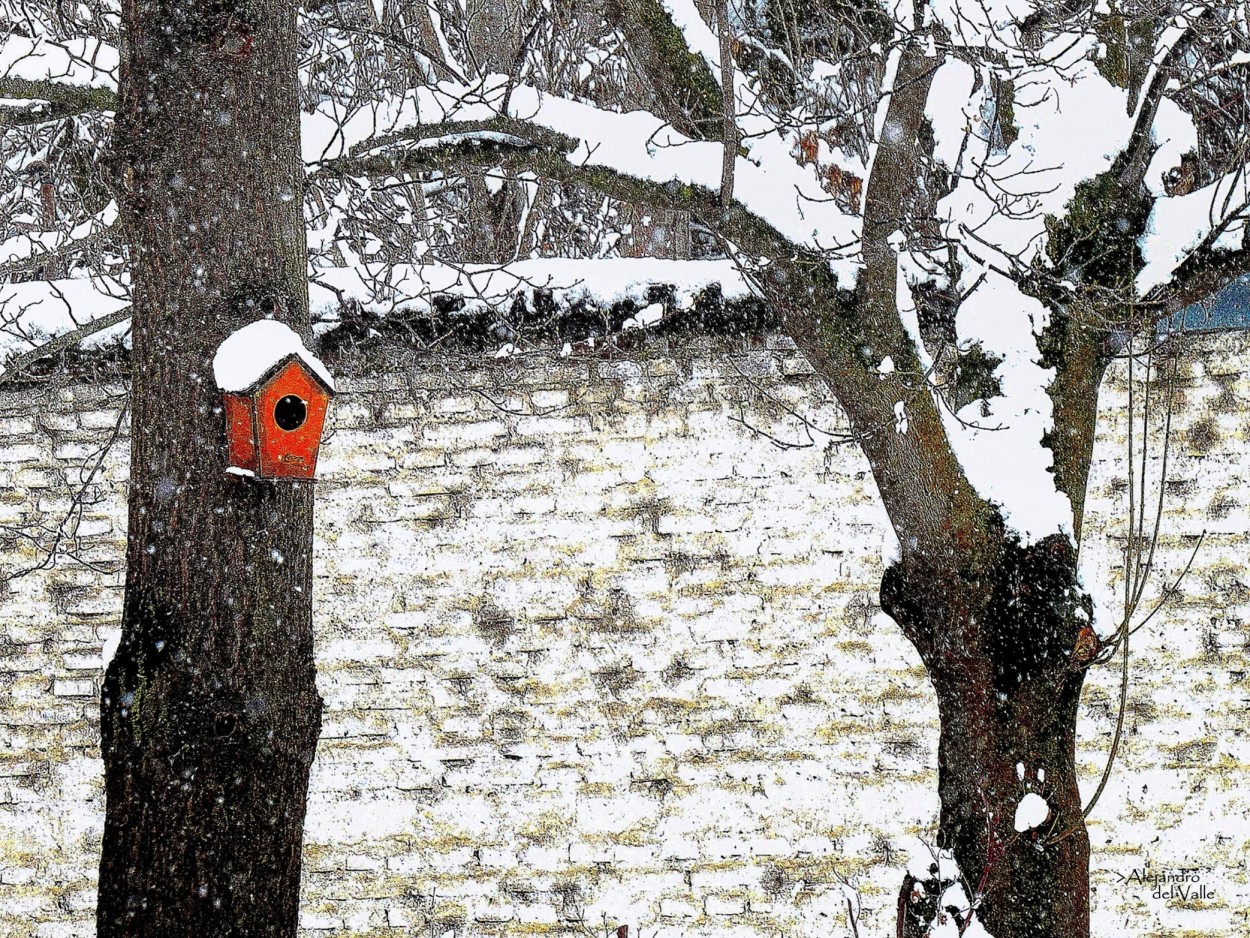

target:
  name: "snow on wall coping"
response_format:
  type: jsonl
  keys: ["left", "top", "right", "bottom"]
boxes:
{"left": 307, "top": 257, "right": 751, "bottom": 325}
{"left": 0, "top": 35, "right": 119, "bottom": 90}
{"left": 212, "top": 319, "right": 336, "bottom": 394}
{"left": 1, "top": 261, "right": 749, "bottom": 380}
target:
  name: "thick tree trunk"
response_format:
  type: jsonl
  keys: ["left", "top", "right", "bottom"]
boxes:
{"left": 98, "top": 1, "right": 321, "bottom": 936}
{"left": 932, "top": 671, "right": 1089, "bottom": 937}
{"left": 883, "top": 534, "right": 1092, "bottom": 938}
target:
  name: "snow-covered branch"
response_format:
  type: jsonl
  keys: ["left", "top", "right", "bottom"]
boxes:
{"left": 602, "top": 0, "right": 723, "bottom": 139}
{"left": 0, "top": 77, "right": 115, "bottom": 126}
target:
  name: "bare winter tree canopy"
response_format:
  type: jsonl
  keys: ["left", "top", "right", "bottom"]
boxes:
{"left": 3, "top": 0, "right": 1250, "bottom": 936}
{"left": 5, "top": 1, "right": 1248, "bottom": 533}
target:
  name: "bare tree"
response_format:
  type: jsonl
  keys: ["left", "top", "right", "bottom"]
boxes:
{"left": 300, "top": 4, "right": 1250, "bottom": 936}
{"left": 91, "top": 0, "right": 322, "bottom": 934}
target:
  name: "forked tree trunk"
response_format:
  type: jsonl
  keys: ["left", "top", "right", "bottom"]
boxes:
{"left": 98, "top": 1, "right": 321, "bottom": 935}
{"left": 882, "top": 533, "right": 1092, "bottom": 938}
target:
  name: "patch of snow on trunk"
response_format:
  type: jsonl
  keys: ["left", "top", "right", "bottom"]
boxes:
{"left": 100, "top": 628, "right": 122, "bottom": 669}
{"left": 939, "top": 272, "right": 1073, "bottom": 541}
{"left": 1014, "top": 791, "right": 1051, "bottom": 832}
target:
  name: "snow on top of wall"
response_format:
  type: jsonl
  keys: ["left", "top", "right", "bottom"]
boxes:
{"left": 307, "top": 257, "right": 750, "bottom": 326}
{"left": 0, "top": 34, "right": 118, "bottom": 90}
{"left": 212, "top": 319, "right": 335, "bottom": 393}
{"left": 1, "top": 258, "right": 746, "bottom": 380}
{"left": 403, "top": 130, "right": 534, "bottom": 150}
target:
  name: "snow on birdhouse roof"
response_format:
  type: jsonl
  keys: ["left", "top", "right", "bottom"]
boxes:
{"left": 212, "top": 319, "right": 336, "bottom": 394}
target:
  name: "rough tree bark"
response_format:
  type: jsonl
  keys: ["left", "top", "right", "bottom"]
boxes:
{"left": 875, "top": 27, "right": 1208, "bottom": 935}
{"left": 97, "top": 0, "right": 322, "bottom": 935}
{"left": 881, "top": 536, "right": 1092, "bottom": 938}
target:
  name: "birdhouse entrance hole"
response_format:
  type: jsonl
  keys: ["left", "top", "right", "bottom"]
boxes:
{"left": 275, "top": 394, "right": 307, "bottom": 432}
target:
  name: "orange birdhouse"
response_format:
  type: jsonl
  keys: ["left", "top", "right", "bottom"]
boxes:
{"left": 213, "top": 320, "right": 336, "bottom": 481}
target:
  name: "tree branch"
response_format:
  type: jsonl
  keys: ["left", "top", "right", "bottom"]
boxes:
{"left": 312, "top": 118, "right": 581, "bottom": 177}
{"left": 343, "top": 92, "right": 1000, "bottom": 559}
{"left": 1036, "top": 11, "right": 1229, "bottom": 543}
{"left": 0, "top": 307, "right": 130, "bottom": 387}
{"left": 603, "top": 0, "right": 722, "bottom": 140}
{"left": 816, "top": 41, "right": 1000, "bottom": 560}
{"left": 1146, "top": 237, "right": 1250, "bottom": 317}
{"left": 0, "top": 225, "right": 116, "bottom": 280}
{"left": 1116, "top": 16, "right": 1209, "bottom": 193}
{"left": 716, "top": 0, "right": 736, "bottom": 210}
{"left": 0, "top": 77, "right": 116, "bottom": 126}
{"left": 319, "top": 116, "right": 802, "bottom": 267}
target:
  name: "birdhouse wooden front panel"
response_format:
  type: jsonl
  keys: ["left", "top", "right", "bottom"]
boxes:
{"left": 253, "top": 359, "right": 331, "bottom": 479}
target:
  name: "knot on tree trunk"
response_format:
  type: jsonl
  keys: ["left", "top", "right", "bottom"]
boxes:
{"left": 880, "top": 532, "right": 1091, "bottom": 689}
{"left": 983, "top": 533, "right": 1090, "bottom": 692}
{"left": 165, "top": 0, "right": 255, "bottom": 47}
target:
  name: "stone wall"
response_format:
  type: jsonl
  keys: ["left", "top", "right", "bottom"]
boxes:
{"left": 0, "top": 332, "right": 1247, "bottom": 937}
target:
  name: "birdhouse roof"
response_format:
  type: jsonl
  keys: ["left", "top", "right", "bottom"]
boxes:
{"left": 213, "top": 319, "right": 336, "bottom": 394}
